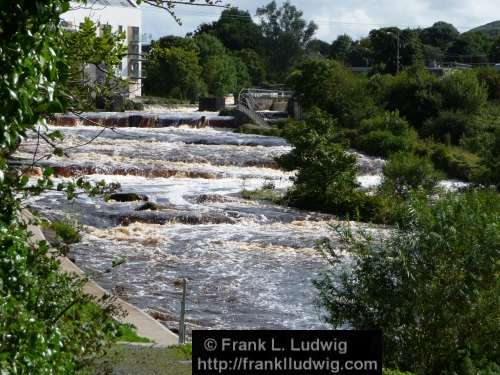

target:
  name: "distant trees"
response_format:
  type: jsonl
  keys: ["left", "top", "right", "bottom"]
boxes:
{"left": 196, "top": 7, "right": 264, "bottom": 52}
{"left": 369, "top": 27, "right": 424, "bottom": 74}
{"left": 256, "top": 0, "right": 318, "bottom": 81}
{"left": 144, "top": 46, "right": 205, "bottom": 100}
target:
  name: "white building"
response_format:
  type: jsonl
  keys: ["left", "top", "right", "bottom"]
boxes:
{"left": 61, "top": 0, "right": 142, "bottom": 97}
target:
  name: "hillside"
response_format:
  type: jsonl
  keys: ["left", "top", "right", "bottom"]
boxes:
{"left": 469, "top": 20, "right": 500, "bottom": 37}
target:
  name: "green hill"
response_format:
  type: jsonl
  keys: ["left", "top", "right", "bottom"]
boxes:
{"left": 469, "top": 20, "right": 500, "bottom": 37}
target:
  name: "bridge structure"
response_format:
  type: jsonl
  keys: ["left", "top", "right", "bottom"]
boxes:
{"left": 236, "top": 88, "right": 294, "bottom": 126}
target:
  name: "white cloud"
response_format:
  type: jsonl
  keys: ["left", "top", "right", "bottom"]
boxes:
{"left": 142, "top": 0, "right": 500, "bottom": 42}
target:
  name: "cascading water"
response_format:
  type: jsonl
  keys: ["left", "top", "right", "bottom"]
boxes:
{"left": 16, "top": 115, "right": 393, "bottom": 331}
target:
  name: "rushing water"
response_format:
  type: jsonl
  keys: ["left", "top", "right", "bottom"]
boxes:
{"left": 18, "top": 119, "right": 388, "bottom": 331}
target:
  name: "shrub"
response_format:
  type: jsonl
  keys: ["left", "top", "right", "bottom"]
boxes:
{"left": 315, "top": 190, "right": 500, "bottom": 374}
{"left": 48, "top": 220, "right": 82, "bottom": 244}
{"left": 475, "top": 67, "right": 500, "bottom": 101}
{"left": 288, "top": 59, "right": 378, "bottom": 128}
{"left": 380, "top": 152, "right": 442, "bottom": 198}
{"left": 426, "top": 143, "right": 482, "bottom": 181}
{"left": 421, "top": 110, "right": 472, "bottom": 145}
{"left": 277, "top": 109, "right": 376, "bottom": 219}
{"left": 0, "top": 223, "right": 121, "bottom": 372}
{"left": 385, "top": 67, "right": 442, "bottom": 127}
{"left": 438, "top": 70, "right": 488, "bottom": 114}
{"left": 356, "top": 112, "right": 417, "bottom": 157}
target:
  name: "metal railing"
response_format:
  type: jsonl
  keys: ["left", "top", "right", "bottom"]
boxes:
{"left": 236, "top": 88, "right": 293, "bottom": 127}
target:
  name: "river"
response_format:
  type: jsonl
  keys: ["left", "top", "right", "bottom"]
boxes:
{"left": 15, "top": 113, "right": 397, "bottom": 331}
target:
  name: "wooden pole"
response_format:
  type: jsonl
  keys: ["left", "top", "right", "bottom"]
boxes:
{"left": 178, "top": 278, "right": 187, "bottom": 344}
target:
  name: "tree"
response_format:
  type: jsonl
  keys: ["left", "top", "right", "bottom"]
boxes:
{"left": 233, "top": 49, "right": 267, "bottom": 85}
{"left": 369, "top": 27, "right": 424, "bottom": 74}
{"left": 380, "top": 152, "right": 442, "bottom": 198}
{"left": 195, "top": 7, "right": 264, "bottom": 52}
{"left": 490, "top": 36, "right": 500, "bottom": 62}
{"left": 447, "top": 32, "right": 493, "bottom": 64}
{"left": 420, "top": 21, "right": 460, "bottom": 51}
{"left": 202, "top": 54, "right": 250, "bottom": 96}
{"left": 288, "top": 59, "right": 377, "bottom": 128}
{"left": 306, "top": 39, "right": 331, "bottom": 58}
{"left": 1, "top": 1, "right": 122, "bottom": 371}
{"left": 385, "top": 67, "right": 442, "bottom": 127}
{"left": 154, "top": 35, "right": 198, "bottom": 51}
{"left": 144, "top": 46, "right": 205, "bottom": 100}
{"left": 63, "top": 18, "right": 127, "bottom": 110}
{"left": 357, "top": 111, "right": 418, "bottom": 157}
{"left": 438, "top": 70, "right": 487, "bottom": 114}
{"left": 277, "top": 109, "right": 377, "bottom": 218}
{"left": 347, "top": 37, "right": 373, "bottom": 67}
{"left": 329, "top": 34, "right": 353, "bottom": 63}
{"left": 256, "top": 0, "right": 318, "bottom": 81}
{"left": 315, "top": 190, "right": 500, "bottom": 374}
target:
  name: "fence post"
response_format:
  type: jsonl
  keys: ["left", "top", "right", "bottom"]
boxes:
{"left": 178, "top": 278, "right": 187, "bottom": 344}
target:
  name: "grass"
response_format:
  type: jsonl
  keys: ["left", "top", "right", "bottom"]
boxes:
{"left": 85, "top": 344, "right": 192, "bottom": 374}
{"left": 117, "top": 324, "right": 152, "bottom": 344}
{"left": 42, "top": 220, "right": 82, "bottom": 244}
{"left": 241, "top": 187, "right": 284, "bottom": 203}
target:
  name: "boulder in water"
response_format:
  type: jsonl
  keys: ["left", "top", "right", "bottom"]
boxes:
{"left": 109, "top": 193, "right": 149, "bottom": 202}
{"left": 136, "top": 202, "right": 163, "bottom": 211}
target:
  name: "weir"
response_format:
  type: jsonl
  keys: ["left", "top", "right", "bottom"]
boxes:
{"left": 17, "top": 111, "right": 389, "bottom": 333}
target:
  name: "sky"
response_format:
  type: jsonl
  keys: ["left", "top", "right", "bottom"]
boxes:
{"left": 141, "top": 0, "right": 500, "bottom": 43}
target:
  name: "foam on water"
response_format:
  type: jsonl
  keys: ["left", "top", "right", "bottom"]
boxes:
{"left": 20, "top": 121, "right": 408, "bottom": 330}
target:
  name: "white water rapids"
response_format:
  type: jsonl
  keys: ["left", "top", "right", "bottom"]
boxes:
{"left": 16, "top": 119, "right": 463, "bottom": 331}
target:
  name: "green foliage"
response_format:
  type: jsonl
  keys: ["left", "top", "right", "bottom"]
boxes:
{"left": 117, "top": 324, "right": 151, "bottom": 343}
{"left": 369, "top": 28, "right": 424, "bottom": 74}
{"left": 447, "top": 31, "right": 493, "bottom": 64}
{"left": 288, "top": 59, "right": 377, "bottom": 128}
{"left": 475, "top": 67, "right": 500, "bottom": 101}
{"left": 438, "top": 70, "right": 488, "bottom": 113}
{"left": 63, "top": 18, "right": 128, "bottom": 111}
{"left": 0, "top": 0, "right": 69, "bottom": 157}
{"left": 329, "top": 34, "right": 354, "bottom": 63}
{"left": 315, "top": 190, "right": 500, "bottom": 374}
{"left": 420, "top": 21, "right": 460, "bottom": 52}
{"left": 256, "top": 0, "right": 318, "bottom": 81}
{"left": 385, "top": 67, "right": 442, "bottom": 127}
{"left": 0, "top": 223, "right": 121, "bottom": 373}
{"left": 233, "top": 49, "right": 267, "bottom": 85}
{"left": 421, "top": 110, "right": 472, "bottom": 145}
{"left": 47, "top": 220, "right": 82, "bottom": 245}
{"left": 241, "top": 182, "right": 283, "bottom": 203}
{"left": 144, "top": 46, "right": 205, "bottom": 101}
{"left": 194, "top": 33, "right": 226, "bottom": 61}
{"left": 357, "top": 111, "right": 418, "bottom": 157}
{"left": 277, "top": 109, "right": 376, "bottom": 218}
{"left": 202, "top": 54, "right": 250, "bottom": 96}
{"left": 380, "top": 152, "right": 442, "bottom": 198}
{"left": 195, "top": 7, "right": 264, "bottom": 52}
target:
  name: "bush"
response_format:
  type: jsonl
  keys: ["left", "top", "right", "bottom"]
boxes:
{"left": 0, "top": 223, "right": 121, "bottom": 372}
{"left": 385, "top": 67, "right": 442, "bottom": 127}
{"left": 425, "top": 143, "right": 482, "bottom": 181}
{"left": 315, "top": 190, "right": 500, "bottom": 374}
{"left": 288, "top": 59, "right": 378, "bottom": 128}
{"left": 475, "top": 67, "right": 500, "bottom": 101}
{"left": 421, "top": 110, "right": 472, "bottom": 145}
{"left": 380, "top": 152, "right": 442, "bottom": 198}
{"left": 277, "top": 109, "right": 377, "bottom": 219}
{"left": 356, "top": 112, "right": 417, "bottom": 157}
{"left": 48, "top": 220, "right": 82, "bottom": 244}
{"left": 438, "top": 70, "right": 487, "bottom": 114}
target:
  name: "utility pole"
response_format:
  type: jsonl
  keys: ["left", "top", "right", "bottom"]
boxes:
{"left": 396, "top": 29, "right": 401, "bottom": 74}
{"left": 178, "top": 278, "right": 187, "bottom": 344}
